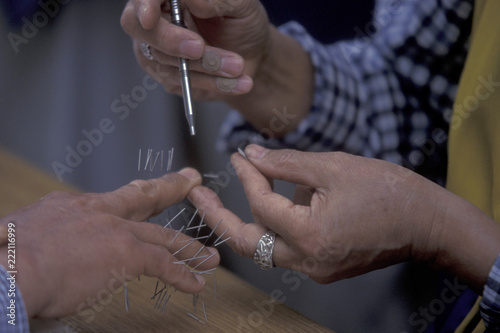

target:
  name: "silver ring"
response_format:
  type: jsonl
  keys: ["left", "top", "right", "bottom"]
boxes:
{"left": 253, "top": 231, "right": 277, "bottom": 270}
{"left": 140, "top": 42, "right": 154, "bottom": 60}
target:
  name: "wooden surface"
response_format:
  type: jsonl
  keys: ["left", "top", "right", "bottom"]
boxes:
{"left": 0, "top": 147, "right": 333, "bottom": 333}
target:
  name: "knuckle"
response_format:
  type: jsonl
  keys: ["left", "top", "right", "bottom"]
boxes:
{"left": 128, "top": 179, "right": 160, "bottom": 200}
{"left": 116, "top": 228, "right": 139, "bottom": 248}
{"left": 78, "top": 193, "right": 105, "bottom": 211}
{"left": 328, "top": 151, "right": 354, "bottom": 172}
{"left": 275, "top": 149, "right": 295, "bottom": 165}
{"left": 43, "top": 190, "right": 72, "bottom": 201}
{"left": 273, "top": 150, "right": 301, "bottom": 174}
{"left": 44, "top": 191, "right": 105, "bottom": 212}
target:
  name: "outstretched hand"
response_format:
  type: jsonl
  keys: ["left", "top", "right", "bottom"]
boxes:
{"left": 189, "top": 145, "right": 500, "bottom": 291}
{"left": 0, "top": 168, "right": 219, "bottom": 318}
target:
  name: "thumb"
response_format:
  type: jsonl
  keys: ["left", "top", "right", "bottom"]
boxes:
{"left": 244, "top": 145, "right": 328, "bottom": 188}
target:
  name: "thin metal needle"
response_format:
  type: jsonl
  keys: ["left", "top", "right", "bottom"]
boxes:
{"left": 172, "top": 238, "right": 197, "bottom": 256}
{"left": 214, "top": 236, "right": 232, "bottom": 248}
{"left": 171, "top": 225, "right": 186, "bottom": 244}
{"left": 190, "top": 251, "right": 217, "bottom": 270}
{"left": 202, "top": 301, "right": 208, "bottom": 322}
{"left": 214, "top": 275, "right": 217, "bottom": 300}
{"left": 204, "top": 219, "right": 223, "bottom": 245}
{"left": 138, "top": 149, "right": 142, "bottom": 171}
{"left": 187, "top": 312, "right": 206, "bottom": 324}
{"left": 124, "top": 282, "right": 130, "bottom": 312}
{"left": 212, "top": 228, "right": 229, "bottom": 247}
{"left": 186, "top": 208, "right": 199, "bottom": 229}
{"left": 170, "top": 0, "right": 196, "bottom": 136}
{"left": 170, "top": 208, "right": 186, "bottom": 225}
{"left": 192, "top": 267, "right": 217, "bottom": 275}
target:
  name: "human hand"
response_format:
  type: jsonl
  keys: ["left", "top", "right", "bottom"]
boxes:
{"left": 121, "top": 0, "right": 271, "bottom": 99}
{"left": 0, "top": 168, "right": 220, "bottom": 319}
{"left": 188, "top": 145, "right": 500, "bottom": 289}
{"left": 189, "top": 146, "right": 438, "bottom": 283}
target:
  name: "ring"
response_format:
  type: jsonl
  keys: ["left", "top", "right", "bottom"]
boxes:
{"left": 253, "top": 231, "right": 277, "bottom": 270}
{"left": 140, "top": 42, "right": 154, "bottom": 60}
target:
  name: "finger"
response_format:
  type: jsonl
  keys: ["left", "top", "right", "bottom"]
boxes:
{"left": 188, "top": 186, "right": 296, "bottom": 267}
{"left": 231, "top": 153, "right": 310, "bottom": 239}
{"left": 151, "top": 46, "right": 244, "bottom": 78}
{"left": 100, "top": 168, "right": 202, "bottom": 221}
{"left": 138, "top": 242, "right": 208, "bottom": 294}
{"left": 122, "top": 3, "right": 205, "bottom": 60}
{"left": 244, "top": 145, "right": 332, "bottom": 189}
{"left": 134, "top": 0, "right": 164, "bottom": 30}
{"left": 137, "top": 53, "right": 253, "bottom": 95}
{"left": 126, "top": 221, "right": 220, "bottom": 270}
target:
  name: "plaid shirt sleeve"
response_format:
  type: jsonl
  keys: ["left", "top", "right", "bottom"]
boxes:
{"left": 481, "top": 255, "right": 500, "bottom": 330}
{"left": 217, "top": 0, "right": 473, "bottom": 185}
{"left": 0, "top": 266, "right": 29, "bottom": 332}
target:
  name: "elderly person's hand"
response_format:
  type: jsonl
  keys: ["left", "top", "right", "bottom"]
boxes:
{"left": 0, "top": 168, "right": 219, "bottom": 319}
{"left": 121, "top": 0, "right": 313, "bottom": 134}
{"left": 121, "top": 0, "right": 269, "bottom": 98}
{"left": 189, "top": 145, "right": 500, "bottom": 292}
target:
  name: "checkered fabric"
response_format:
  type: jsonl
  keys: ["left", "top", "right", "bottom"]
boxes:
{"left": 481, "top": 256, "right": 500, "bottom": 330}
{"left": 217, "top": 0, "right": 473, "bottom": 186}
{"left": 0, "top": 266, "right": 29, "bottom": 332}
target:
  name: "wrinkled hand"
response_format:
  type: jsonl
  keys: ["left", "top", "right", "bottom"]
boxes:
{"left": 189, "top": 145, "right": 449, "bottom": 284}
{"left": 121, "top": 0, "right": 271, "bottom": 99}
{"left": 0, "top": 168, "right": 219, "bottom": 318}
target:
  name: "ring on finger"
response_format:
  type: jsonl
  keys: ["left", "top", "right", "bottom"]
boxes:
{"left": 253, "top": 231, "right": 277, "bottom": 270}
{"left": 140, "top": 42, "right": 154, "bottom": 61}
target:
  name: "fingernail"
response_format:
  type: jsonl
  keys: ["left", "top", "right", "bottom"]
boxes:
{"left": 235, "top": 75, "right": 253, "bottom": 93}
{"left": 178, "top": 167, "right": 199, "bottom": 179}
{"left": 195, "top": 274, "right": 206, "bottom": 285}
{"left": 221, "top": 56, "right": 244, "bottom": 76}
{"left": 245, "top": 145, "right": 266, "bottom": 160}
{"left": 180, "top": 39, "right": 204, "bottom": 59}
{"left": 216, "top": 76, "right": 253, "bottom": 93}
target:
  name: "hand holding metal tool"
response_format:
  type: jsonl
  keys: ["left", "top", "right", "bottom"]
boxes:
{"left": 170, "top": 0, "right": 196, "bottom": 136}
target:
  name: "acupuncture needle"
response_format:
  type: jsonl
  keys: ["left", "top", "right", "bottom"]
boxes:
{"left": 170, "top": 0, "right": 196, "bottom": 136}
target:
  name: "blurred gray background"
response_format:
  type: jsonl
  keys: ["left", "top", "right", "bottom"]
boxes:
{"left": 0, "top": 1, "right": 436, "bottom": 332}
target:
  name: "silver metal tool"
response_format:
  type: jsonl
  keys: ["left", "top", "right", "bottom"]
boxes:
{"left": 170, "top": 0, "right": 196, "bottom": 136}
